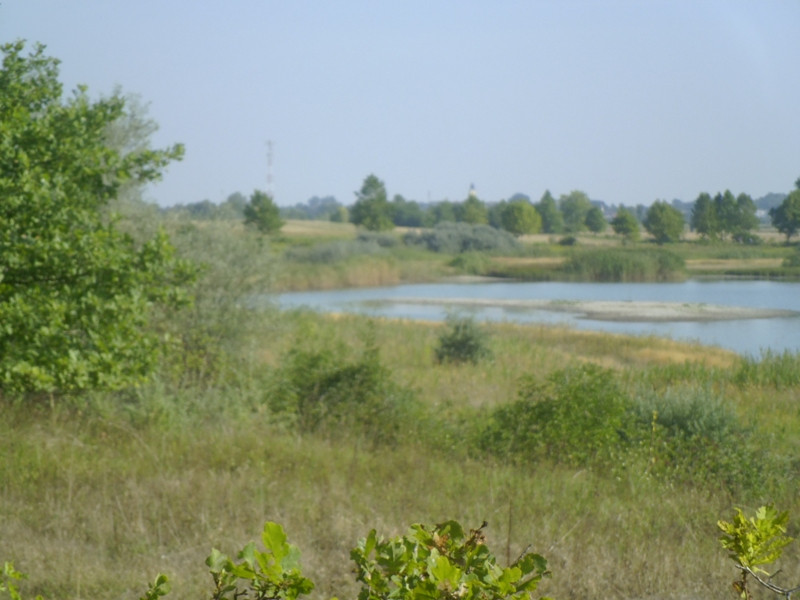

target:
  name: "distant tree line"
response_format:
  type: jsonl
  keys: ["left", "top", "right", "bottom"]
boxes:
{"left": 164, "top": 173, "right": 800, "bottom": 244}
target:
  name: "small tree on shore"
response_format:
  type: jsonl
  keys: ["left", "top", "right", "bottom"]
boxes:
{"left": 244, "top": 190, "right": 284, "bottom": 234}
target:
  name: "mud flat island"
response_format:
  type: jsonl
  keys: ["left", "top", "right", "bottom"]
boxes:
{"left": 380, "top": 297, "right": 800, "bottom": 322}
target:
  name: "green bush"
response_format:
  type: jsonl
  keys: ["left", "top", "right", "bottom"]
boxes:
{"left": 403, "top": 222, "right": 519, "bottom": 254}
{"left": 435, "top": 315, "right": 492, "bottom": 365}
{"left": 631, "top": 385, "right": 774, "bottom": 495}
{"left": 479, "top": 364, "right": 633, "bottom": 466}
{"left": 271, "top": 333, "right": 418, "bottom": 445}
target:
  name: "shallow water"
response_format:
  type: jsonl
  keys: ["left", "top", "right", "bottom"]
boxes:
{"left": 268, "top": 279, "right": 800, "bottom": 356}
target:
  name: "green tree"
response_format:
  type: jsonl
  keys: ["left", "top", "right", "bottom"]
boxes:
{"left": 244, "top": 189, "right": 284, "bottom": 234}
{"left": 457, "top": 194, "right": 489, "bottom": 224}
{"left": 643, "top": 200, "right": 685, "bottom": 244}
{"left": 770, "top": 180, "right": 800, "bottom": 241}
{"left": 350, "top": 174, "right": 393, "bottom": 231}
{"left": 389, "top": 194, "right": 426, "bottom": 227}
{"left": 691, "top": 192, "right": 719, "bottom": 239}
{"left": 559, "top": 190, "right": 592, "bottom": 233}
{"left": 500, "top": 199, "right": 542, "bottom": 236}
{"left": 535, "top": 190, "right": 564, "bottom": 234}
{"left": 610, "top": 208, "right": 640, "bottom": 243}
{"left": 0, "top": 41, "right": 193, "bottom": 395}
{"left": 430, "top": 200, "right": 457, "bottom": 225}
{"left": 733, "top": 193, "right": 759, "bottom": 238}
{"left": 585, "top": 206, "right": 607, "bottom": 233}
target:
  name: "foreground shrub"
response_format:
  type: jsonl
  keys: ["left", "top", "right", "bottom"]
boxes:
{"left": 352, "top": 521, "right": 550, "bottom": 600}
{"left": 3, "top": 521, "right": 551, "bottom": 600}
{"left": 563, "top": 248, "right": 685, "bottom": 281}
{"left": 435, "top": 315, "right": 492, "bottom": 365}
{"left": 479, "top": 364, "right": 633, "bottom": 466}
{"left": 403, "top": 222, "right": 519, "bottom": 254}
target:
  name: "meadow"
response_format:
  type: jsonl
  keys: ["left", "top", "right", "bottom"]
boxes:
{"left": 2, "top": 216, "right": 800, "bottom": 600}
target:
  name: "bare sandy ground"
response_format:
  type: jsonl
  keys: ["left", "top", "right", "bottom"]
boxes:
{"left": 383, "top": 297, "right": 799, "bottom": 322}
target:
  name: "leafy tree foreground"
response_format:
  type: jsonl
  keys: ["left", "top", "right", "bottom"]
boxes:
{"left": 0, "top": 41, "right": 193, "bottom": 395}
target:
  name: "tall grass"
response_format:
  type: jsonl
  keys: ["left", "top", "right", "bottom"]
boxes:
{"left": 4, "top": 216, "right": 800, "bottom": 600}
{"left": 563, "top": 248, "right": 686, "bottom": 281}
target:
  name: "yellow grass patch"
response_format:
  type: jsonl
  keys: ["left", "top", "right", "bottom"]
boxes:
{"left": 686, "top": 258, "right": 783, "bottom": 270}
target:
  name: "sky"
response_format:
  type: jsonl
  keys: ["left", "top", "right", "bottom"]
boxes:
{"left": 3, "top": 1, "right": 799, "bottom": 208}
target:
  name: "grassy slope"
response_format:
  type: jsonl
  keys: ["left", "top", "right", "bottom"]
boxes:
{"left": 2, "top": 219, "right": 800, "bottom": 599}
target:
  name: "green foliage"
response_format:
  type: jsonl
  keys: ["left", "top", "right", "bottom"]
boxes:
{"left": 564, "top": 248, "right": 685, "bottom": 282}
{"left": 719, "top": 505, "right": 793, "bottom": 574}
{"left": 206, "top": 522, "right": 315, "bottom": 600}
{"left": 5, "top": 521, "right": 550, "bottom": 600}
{"left": 584, "top": 206, "right": 607, "bottom": 233}
{"left": 770, "top": 186, "right": 800, "bottom": 241}
{"left": 350, "top": 521, "right": 550, "bottom": 600}
{"left": 558, "top": 190, "right": 592, "bottom": 233}
{"left": 351, "top": 174, "right": 394, "bottom": 231}
{"left": 500, "top": 199, "right": 542, "bottom": 236}
{"left": 139, "top": 574, "right": 170, "bottom": 600}
{"left": 0, "top": 41, "right": 193, "bottom": 395}
{"left": 480, "top": 364, "right": 633, "bottom": 466}
{"left": 403, "top": 222, "right": 519, "bottom": 254}
{"left": 271, "top": 329, "right": 417, "bottom": 444}
{"left": 535, "top": 190, "right": 563, "bottom": 234}
{"left": 610, "top": 208, "right": 640, "bottom": 243}
{"left": 632, "top": 385, "right": 770, "bottom": 494}
{"left": 1, "top": 562, "right": 41, "bottom": 600}
{"left": 691, "top": 191, "right": 758, "bottom": 241}
{"left": 718, "top": 505, "right": 796, "bottom": 599}
{"left": 457, "top": 194, "right": 489, "bottom": 225}
{"left": 449, "top": 252, "right": 491, "bottom": 275}
{"left": 734, "top": 350, "right": 800, "bottom": 390}
{"left": 244, "top": 189, "right": 284, "bottom": 234}
{"left": 435, "top": 315, "right": 492, "bottom": 365}
{"left": 643, "top": 201, "right": 684, "bottom": 244}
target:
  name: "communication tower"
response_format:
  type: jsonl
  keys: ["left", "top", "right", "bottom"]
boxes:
{"left": 266, "top": 140, "right": 274, "bottom": 196}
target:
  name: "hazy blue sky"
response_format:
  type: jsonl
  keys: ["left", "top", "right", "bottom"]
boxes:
{"left": 3, "top": 1, "right": 799, "bottom": 207}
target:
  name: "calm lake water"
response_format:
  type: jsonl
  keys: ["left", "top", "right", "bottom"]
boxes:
{"left": 270, "top": 280, "right": 800, "bottom": 356}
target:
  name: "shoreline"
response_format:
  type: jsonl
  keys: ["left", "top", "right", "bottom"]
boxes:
{"left": 379, "top": 297, "right": 800, "bottom": 323}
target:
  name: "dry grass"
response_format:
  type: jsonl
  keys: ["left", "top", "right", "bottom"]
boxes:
{"left": 686, "top": 258, "right": 784, "bottom": 271}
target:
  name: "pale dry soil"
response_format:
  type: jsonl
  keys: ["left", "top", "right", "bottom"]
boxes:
{"left": 381, "top": 297, "right": 799, "bottom": 322}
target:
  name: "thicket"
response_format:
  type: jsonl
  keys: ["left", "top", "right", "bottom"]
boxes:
{"left": 403, "top": 222, "right": 519, "bottom": 254}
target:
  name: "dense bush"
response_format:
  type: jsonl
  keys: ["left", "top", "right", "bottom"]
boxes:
{"left": 631, "top": 385, "right": 774, "bottom": 495}
{"left": 564, "top": 248, "right": 685, "bottom": 281}
{"left": 435, "top": 315, "right": 493, "bottom": 365}
{"left": 479, "top": 365, "right": 633, "bottom": 466}
{"left": 270, "top": 334, "right": 418, "bottom": 445}
{"left": 403, "top": 222, "right": 519, "bottom": 254}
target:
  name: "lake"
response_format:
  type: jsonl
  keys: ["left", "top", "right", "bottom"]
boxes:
{"left": 269, "top": 279, "right": 800, "bottom": 356}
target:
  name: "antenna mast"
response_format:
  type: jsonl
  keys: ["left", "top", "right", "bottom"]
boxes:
{"left": 266, "top": 139, "right": 274, "bottom": 196}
